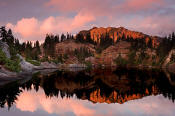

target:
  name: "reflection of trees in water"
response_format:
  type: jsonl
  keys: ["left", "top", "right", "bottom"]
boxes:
{"left": 0, "top": 83, "right": 22, "bottom": 109}
{"left": 0, "top": 68, "right": 175, "bottom": 109}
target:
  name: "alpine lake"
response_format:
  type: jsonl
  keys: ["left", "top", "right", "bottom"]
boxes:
{"left": 0, "top": 68, "right": 175, "bottom": 116}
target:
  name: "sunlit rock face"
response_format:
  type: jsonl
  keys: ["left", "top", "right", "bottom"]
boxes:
{"left": 79, "top": 27, "right": 160, "bottom": 46}
{"left": 98, "top": 41, "right": 131, "bottom": 65}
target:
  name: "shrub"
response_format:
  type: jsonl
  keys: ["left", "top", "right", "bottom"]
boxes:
{"left": 152, "top": 61, "right": 158, "bottom": 66}
{"left": 95, "top": 47, "right": 103, "bottom": 54}
{"left": 74, "top": 47, "right": 93, "bottom": 62}
{"left": 57, "top": 55, "right": 63, "bottom": 63}
{"left": 40, "top": 56, "right": 49, "bottom": 62}
{"left": 63, "top": 54, "right": 68, "bottom": 59}
{"left": 114, "top": 54, "right": 128, "bottom": 67}
{"left": 0, "top": 48, "right": 7, "bottom": 65}
{"left": 5, "top": 58, "right": 21, "bottom": 72}
{"left": 0, "top": 48, "right": 21, "bottom": 72}
{"left": 85, "top": 61, "right": 92, "bottom": 68}
{"left": 128, "top": 50, "right": 136, "bottom": 65}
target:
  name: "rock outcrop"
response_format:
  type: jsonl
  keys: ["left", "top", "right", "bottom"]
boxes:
{"left": 85, "top": 41, "right": 131, "bottom": 66}
{"left": 17, "top": 54, "right": 35, "bottom": 71}
{"left": 0, "top": 67, "right": 17, "bottom": 78}
{"left": 163, "top": 49, "right": 175, "bottom": 67}
{"left": 0, "top": 40, "right": 11, "bottom": 58}
{"left": 18, "top": 54, "right": 58, "bottom": 71}
{"left": 0, "top": 41, "right": 58, "bottom": 81}
{"left": 79, "top": 27, "right": 160, "bottom": 47}
{"left": 168, "top": 63, "right": 175, "bottom": 73}
{"left": 54, "top": 39, "right": 95, "bottom": 56}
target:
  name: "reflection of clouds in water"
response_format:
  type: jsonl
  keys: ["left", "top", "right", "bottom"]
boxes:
{"left": 16, "top": 89, "right": 95, "bottom": 116}
{"left": 16, "top": 89, "right": 175, "bottom": 116}
{"left": 126, "top": 95, "right": 175, "bottom": 116}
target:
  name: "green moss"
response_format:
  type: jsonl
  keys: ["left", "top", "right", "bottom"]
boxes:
{"left": 26, "top": 59, "right": 41, "bottom": 66}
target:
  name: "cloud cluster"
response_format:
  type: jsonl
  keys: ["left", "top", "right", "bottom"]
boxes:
{"left": 6, "top": 12, "right": 95, "bottom": 42}
{"left": 46, "top": 0, "right": 164, "bottom": 15}
{"left": 4, "top": 0, "right": 175, "bottom": 42}
{"left": 16, "top": 89, "right": 95, "bottom": 116}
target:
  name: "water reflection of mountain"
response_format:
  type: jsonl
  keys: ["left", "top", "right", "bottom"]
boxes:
{"left": 0, "top": 68, "right": 175, "bottom": 109}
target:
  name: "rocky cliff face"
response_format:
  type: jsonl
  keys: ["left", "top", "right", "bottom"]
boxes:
{"left": 163, "top": 49, "right": 175, "bottom": 67}
{"left": 55, "top": 39, "right": 95, "bottom": 57}
{"left": 85, "top": 41, "right": 131, "bottom": 66}
{"left": 79, "top": 27, "right": 160, "bottom": 46}
{"left": 49, "top": 39, "right": 159, "bottom": 67}
{"left": 37, "top": 27, "right": 163, "bottom": 67}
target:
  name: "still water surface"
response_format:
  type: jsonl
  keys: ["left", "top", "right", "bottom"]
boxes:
{"left": 0, "top": 68, "right": 175, "bottom": 116}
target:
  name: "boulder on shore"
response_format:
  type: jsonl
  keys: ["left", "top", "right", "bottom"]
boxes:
{"left": 17, "top": 54, "right": 36, "bottom": 71}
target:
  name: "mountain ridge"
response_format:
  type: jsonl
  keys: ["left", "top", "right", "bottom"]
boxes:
{"left": 79, "top": 26, "right": 160, "bottom": 46}
{"left": 1, "top": 25, "right": 175, "bottom": 74}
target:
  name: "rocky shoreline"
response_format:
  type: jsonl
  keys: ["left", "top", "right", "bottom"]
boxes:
{"left": 1, "top": 39, "right": 175, "bottom": 85}
{"left": 1, "top": 61, "right": 175, "bottom": 87}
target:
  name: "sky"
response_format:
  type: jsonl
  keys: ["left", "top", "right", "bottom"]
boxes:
{"left": 0, "top": 0, "right": 175, "bottom": 42}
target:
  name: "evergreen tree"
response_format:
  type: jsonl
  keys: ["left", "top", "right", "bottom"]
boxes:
{"left": 76, "top": 33, "right": 84, "bottom": 43}
{"left": 148, "top": 38, "right": 153, "bottom": 49}
{"left": 172, "top": 32, "right": 175, "bottom": 48}
{"left": 61, "top": 34, "right": 66, "bottom": 42}
{"left": 0, "top": 26, "right": 7, "bottom": 42}
{"left": 85, "top": 33, "right": 94, "bottom": 44}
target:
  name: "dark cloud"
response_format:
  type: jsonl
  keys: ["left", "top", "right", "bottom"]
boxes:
{"left": 0, "top": 0, "right": 50, "bottom": 23}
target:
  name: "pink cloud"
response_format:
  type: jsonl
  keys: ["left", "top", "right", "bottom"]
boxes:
{"left": 123, "top": 0, "right": 164, "bottom": 11}
{"left": 71, "top": 11, "right": 95, "bottom": 28}
{"left": 128, "top": 15, "right": 175, "bottom": 36}
{"left": 45, "top": 0, "right": 114, "bottom": 16}
{"left": 6, "top": 12, "right": 95, "bottom": 42}
{"left": 45, "top": 0, "right": 164, "bottom": 16}
{"left": 13, "top": 18, "right": 40, "bottom": 38}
